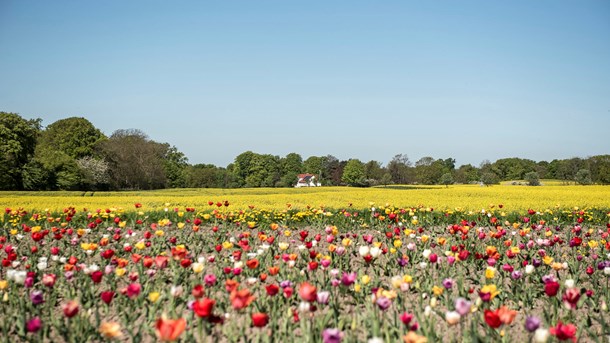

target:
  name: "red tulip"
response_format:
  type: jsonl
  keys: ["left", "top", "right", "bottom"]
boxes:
{"left": 101, "top": 291, "right": 115, "bottom": 304}
{"left": 91, "top": 271, "right": 103, "bottom": 284}
{"left": 544, "top": 281, "right": 560, "bottom": 297}
{"left": 192, "top": 284, "right": 205, "bottom": 299}
{"left": 265, "top": 284, "right": 280, "bottom": 296}
{"left": 550, "top": 321, "right": 577, "bottom": 342}
{"left": 62, "top": 300, "right": 79, "bottom": 318}
{"left": 484, "top": 309, "right": 502, "bottom": 328}
{"left": 193, "top": 298, "right": 215, "bottom": 318}
{"left": 251, "top": 312, "right": 269, "bottom": 327}
{"left": 127, "top": 283, "right": 141, "bottom": 298}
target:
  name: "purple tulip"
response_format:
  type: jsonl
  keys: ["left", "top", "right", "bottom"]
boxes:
{"left": 280, "top": 280, "right": 293, "bottom": 289}
{"left": 376, "top": 297, "right": 392, "bottom": 311}
{"left": 454, "top": 297, "right": 471, "bottom": 316}
{"left": 397, "top": 257, "right": 408, "bottom": 267}
{"left": 26, "top": 317, "right": 42, "bottom": 333}
{"left": 511, "top": 271, "right": 523, "bottom": 280}
{"left": 341, "top": 272, "right": 356, "bottom": 286}
{"left": 322, "top": 328, "right": 343, "bottom": 343}
{"left": 317, "top": 291, "right": 330, "bottom": 305}
{"left": 30, "top": 290, "right": 44, "bottom": 305}
{"left": 442, "top": 278, "right": 454, "bottom": 289}
{"left": 525, "top": 316, "right": 541, "bottom": 332}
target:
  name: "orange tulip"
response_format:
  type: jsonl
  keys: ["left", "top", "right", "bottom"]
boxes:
{"left": 298, "top": 282, "right": 317, "bottom": 302}
{"left": 230, "top": 289, "right": 255, "bottom": 310}
{"left": 246, "top": 259, "right": 259, "bottom": 269}
{"left": 155, "top": 318, "right": 186, "bottom": 342}
{"left": 268, "top": 266, "right": 280, "bottom": 276}
{"left": 497, "top": 306, "right": 517, "bottom": 325}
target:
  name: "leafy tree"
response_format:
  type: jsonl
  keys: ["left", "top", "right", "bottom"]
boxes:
{"left": 186, "top": 164, "right": 226, "bottom": 188}
{"left": 440, "top": 173, "right": 454, "bottom": 187}
{"left": 387, "top": 154, "right": 413, "bottom": 184}
{"left": 303, "top": 156, "right": 324, "bottom": 180}
{"left": 160, "top": 144, "right": 188, "bottom": 188}
{"left": 341, "top": 159, "right": 365, "bottom": 186}
{"left": 279, "top": 153, "right": 303, "bottom": 187}
{"left": 414, "top": 157, "right": 445, "bottom": 184}
{"left": 31, "top": 117, "right": 106, "bottom": 190}
{"left": 480, "top": 172, "right": 499, "bottom": 186}
{"left": 37, "top": 117, "right": 105, "bottom": 159}
{"left": 575, "top": 169, "right": 592, "bottom": 185}
{"left": 524, "top": 171, "right": 540, "bottom": 186}
{"left": 380, "top": 173, "right": 393, "bottom": 186}
{"left": 230, "top": 151, "right": 257, "bottom": 187}
{"left": 98, "top": 129, "right": 167, "bottom": 190}
{"left": 364, "top": 160, "right": 385, "bottom": 185}
{"left": 588, "top": 155, "right": 610, "bottom": 184}
{"left": 454, "top": 164, "right": 480, "bottom": 184}
{"left": 0, "top": 112, "right": 41, "bottom": 189}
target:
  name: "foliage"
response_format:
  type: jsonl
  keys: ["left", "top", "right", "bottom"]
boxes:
{"left": 341, "top": 159, "right": 366, "bottom": 186}
{"left": 0, "top": 112, "right": 41, "bottom": 190}
{"left": 440, "top": 172, "right": 454, "bottom": 187}
{"left": 0, "top": 202, "right": 608, "bottom": 341}
{"left": 575, "top": 169, "right": 592, "bottom": 185}
{"left": 97, "top": 129, "right": 167, "bottom": 190}
{"left": 524, "top": 171, "right": 540, "bottom": 186}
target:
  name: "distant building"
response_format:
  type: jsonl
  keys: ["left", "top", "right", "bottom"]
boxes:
{"left": 295, "top": 173, "right": 321, "bottom": 187}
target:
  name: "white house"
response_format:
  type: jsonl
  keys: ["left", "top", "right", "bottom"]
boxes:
{"left": 295, "top": 173, "right": 321, "bottom": 187}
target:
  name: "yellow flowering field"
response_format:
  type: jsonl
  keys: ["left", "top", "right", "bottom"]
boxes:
{"left": 1, "top": 184, "right": 608, "bottom": 213}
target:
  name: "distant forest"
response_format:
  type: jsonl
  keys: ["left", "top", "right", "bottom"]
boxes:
{"left": 1, "top": 111, "right": 609, "bottom": 191}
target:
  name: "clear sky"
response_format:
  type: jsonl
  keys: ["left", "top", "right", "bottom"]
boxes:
{"left": 1, "top": 1, "right": 609, "bottom": 167}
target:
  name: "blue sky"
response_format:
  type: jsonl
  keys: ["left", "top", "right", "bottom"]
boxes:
{"left": 1, "top": 1, "right": 609, "bottom": 167}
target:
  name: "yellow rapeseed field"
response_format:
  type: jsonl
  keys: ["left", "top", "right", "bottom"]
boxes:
{"left": 1, "top": 184, "right": 608, "bottom": 213}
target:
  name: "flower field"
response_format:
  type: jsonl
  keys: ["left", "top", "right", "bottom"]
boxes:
{"left": 1, "top": 184, "right": 609, "bottom": 213}
{"left": 1, "top": 187, "right": 610, "bottom": 342}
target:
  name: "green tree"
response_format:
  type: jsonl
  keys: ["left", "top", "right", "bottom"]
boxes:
{"left": 480, "top": 172, "right": 499, "bottom": 186}
{"left": 575, "top": 169, "right": 592, "bottom": 185}
{"left": 524, "top": 171, "right": 540, "bottom": 186}
{"left": 364, "top": 160, "right": 385, "bottom": 185}
{"left": 387, "top": 154, "right": 413, "bottom": 184}
{"left": 0, "top": 112, "right": 41, "bottom": 190}
{"left": 341, "top": 159, "right": 365, "bottom": 186}
{"left": 186, "top": 164, "right": 226, "bottom": 188}
{"left": 454, "top": 164, "right": 480, "bottom": 184}
{"left": 588, "top": 155, "right": 610, "bottom": 184}
{"left": 440, "top": 173, "right": 454, "bottom": 187}
{"left": 279, "top": 153, "right": 303, "bottom": 187}
{"left": 33, "top": 117, "right": 106, "bottom": 190}
{"left": 160, "top": 144, "right": 188, "bottom": 188}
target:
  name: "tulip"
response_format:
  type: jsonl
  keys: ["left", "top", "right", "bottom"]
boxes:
{"left": 127, "top": 283, "right": 141, "bottom": 298}
{"left": 101, "top": 291, "right": 115, "bottom": 304}
{"left": 62, "top": 300, "right": 79, "bottom": 318}
{"left": 30, "top": 290, "right": 44, "bottom": 305}
{"left": 322, "top": 328, "right": 343, "bottom": 343}
{"left": 376, "top": 297, "right": 391, "bottom": 311}
{"left": 533, "top": 328, "right": 550, "bottom": 343}
{"left": 251, "top": 312, "right": 269, "bottom": 327}
{"left": 455, "top": 298, "right": 471, "bottom": 316}
{"left": 525, "top": 316, "right": 541, "bottom": 332}
{"left": 26, "top": 317, "right": 42, "bottom": 333}
{"left": 155, "top": 318, "right": 186, "bottom": 342}
{"left": 317, "top": 291, "right": 330, "bottom": 304}
{"left": 445, "top": 311, "right": 461, "bottom": 326}
{"left": 193, "top": 298, "right": 215, "bottom": 318}
{"left": 340, "top": 273, "right": 356, "bottom": 286}
{"left": 299, "top": 282, "right": 317, "bottom": 302}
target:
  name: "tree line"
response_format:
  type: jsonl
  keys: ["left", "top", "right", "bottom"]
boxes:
{"left": 1, "top": 111, "right": 609, "bottom": 191}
